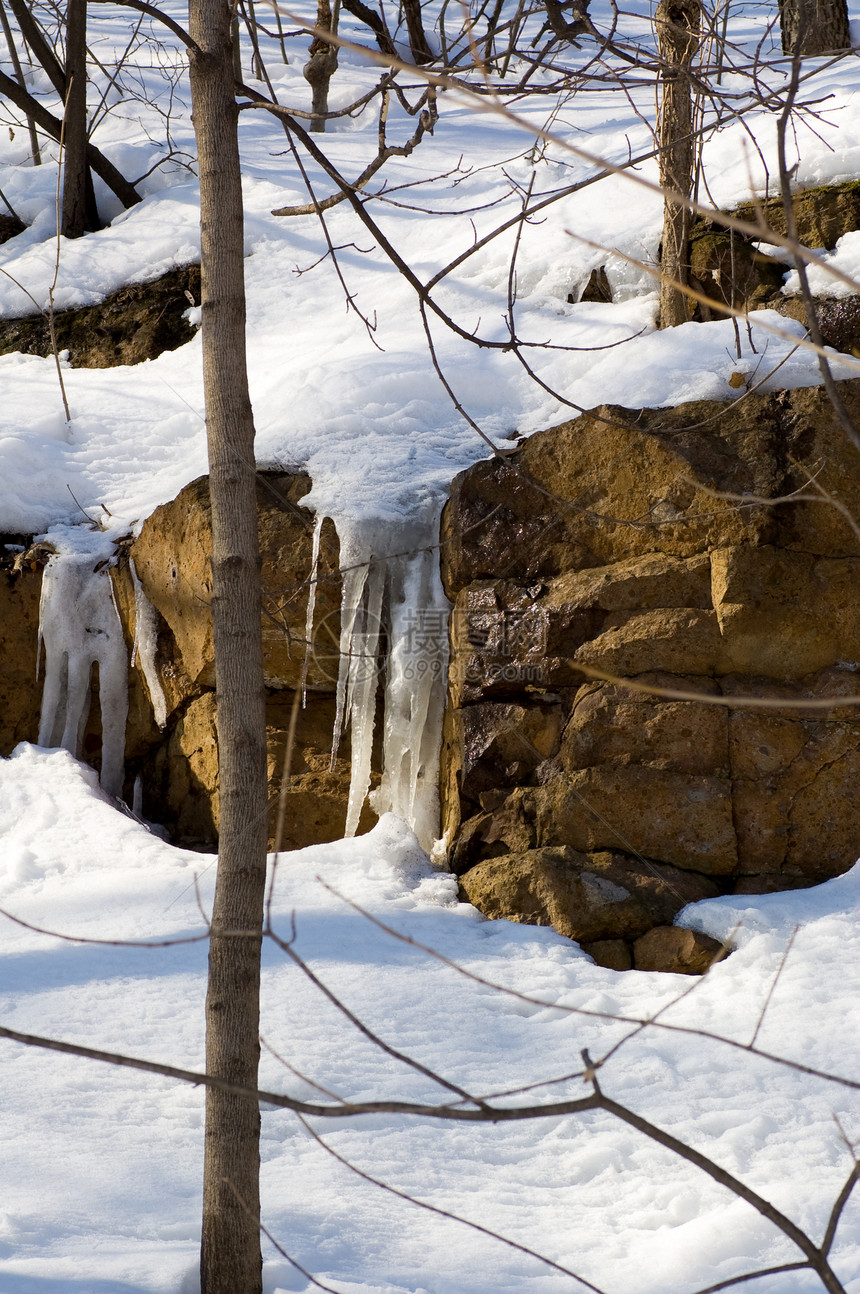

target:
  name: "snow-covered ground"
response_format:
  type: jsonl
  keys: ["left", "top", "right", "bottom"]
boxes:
{"left": 1, "top": 746, "right": 860, "bottom": 1294}
{"left": 2, "top": 0, "right": 860, "bottom": 1289}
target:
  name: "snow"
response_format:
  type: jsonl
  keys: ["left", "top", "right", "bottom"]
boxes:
{"left": 2, "top": 0, "right": 860, "bottom": 1289}
{"left": 0, "top": 748, "right": 859, "bottom": 1293}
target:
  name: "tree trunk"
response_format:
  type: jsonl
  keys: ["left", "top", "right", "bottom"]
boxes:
{"left": 303, "top": 0, "right": 339, "bottom": 132}
{"left": 187, "top": 0, "right": 269, "bottom": 1290}
{"left": 656, "top": 0, "right": 700, "bottom": 328}
{"left": 0, "top": 1, "right": 41, "bottom": 164}
{"left": 778, "top": 0, "right": 850, "bottom": 55}
{"left": 7, "top": 0, "right": 66, "bottom": 96}
{"left": 402, "top": 0, "right": 432, "bottom": 64}
{"left": 62, "top": 0, "right": 98, "bottom": 236}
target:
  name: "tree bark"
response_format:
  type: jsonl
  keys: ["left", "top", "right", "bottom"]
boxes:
{"left": 656, "top": 0, "right": 700, "bottom": 328}
{"left": 0, "top": 0, "right": 41, "bottom": 164}
{"left": 402, "top": 0, "right": 432, "bottom": 64}
{"left": 62, "top": 0, "right": 98, "bottom": 237}
{"left": 6, "top": 0, "right": 67, "bottom": 96}
{"left": 187, "top": 0, "right": 268, "bottom": 1290}
{"left": 304, "top": 0, "right": 339, "bottom": 132}
{"left": 778, "top": 0, "right": 850, "bottom": 55}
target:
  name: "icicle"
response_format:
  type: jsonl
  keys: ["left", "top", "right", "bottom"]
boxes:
{"left": 130, "top": 558, "right": 168, "bottom": 729}
{"left": 322, "top": 506, "right": 449, "bottom": 851}
{"left": 300, "top": 514, "right": 323, "bottom": 708}
{"left": 330, "top": 527, "right": 371, "bottom": 769}
{"left": 371, "top": 534, "right": 449, "bottom": 851}
{"left": 343, "top": 557, "right": 385, "bottom": 838}
{"left": 38, "top": 553, "right": 129, "bottom": 799}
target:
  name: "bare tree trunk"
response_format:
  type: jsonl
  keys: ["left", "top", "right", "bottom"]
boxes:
{"left": 778, "top": 0, "right": 850, "bottom": 54}
{"left": 7, "top": 0, "right": 66, "bottom": 96}
{"left": 187, "top": 0, "right": 269, "bottom": 1289}
{"left": 0, "top": 0, "right": 41, "bottom": 164}
{"left": 402, "top": 0, "right": 432, "bottom": 64}
{"left": 304, "top": 0, "right": 339, "bottom": 132}
{"left": 656, "top": 0, "right": 699, "bottom": 329}
{"left": 62, "top": 0, "right": 98, "bottom": 236}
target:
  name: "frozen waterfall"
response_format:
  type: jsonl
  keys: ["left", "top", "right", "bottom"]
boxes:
{"left": 38, "top": 552, "right": 129, "bottom": 799}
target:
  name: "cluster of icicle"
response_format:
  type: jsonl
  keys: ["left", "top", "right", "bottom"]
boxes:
{"left": 36, "top": 507, "right": 450, "bottom": 850}
{"left": 309, "top": 506, "right": 450, "bottom": 852}
{"left": 37, "top": 552, "right": 130, "bottom": 800}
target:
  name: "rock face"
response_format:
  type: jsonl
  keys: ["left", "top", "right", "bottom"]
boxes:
{"left": 685, "top": 181, "right": 860, "bottom": 345}
{"left": 735, "top": 181, "right": 860, "bottom": 250}
{"left": 0, "top": 545, "right": 46, "bottom": 755}
{"left": 0, "top": 265, "right": 201, "bottom": 368}
{"left": 442, "top": 380, "right": 860, "bottom": 967}
{"left": 113, "top": 470, "right": 376, "bottom": 849}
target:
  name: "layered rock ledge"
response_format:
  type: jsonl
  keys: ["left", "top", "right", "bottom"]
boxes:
{"left": 441, "top": 380, "right": 860, "bottom": 966}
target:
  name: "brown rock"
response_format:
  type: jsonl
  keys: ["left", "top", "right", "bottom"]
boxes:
{"left": 712, "top": 546, "right": 860, "bottom": 677}
{"left": 689, "top": 230, "right": 784, "bottom": 317}
{"left": 581, "top": 939, "right": 632, "bottom": 970}
{"left": 633, "top": 925, "right": 728, "bottom": 974}
{"left": 562, "top": 680, "right": 728, "bottom": 777}
{"left": 441, "top": 383, "right": 860, "bottom": 597}
{"left": 130, "top": 472, "right": 342, "bottom": 692}
{"left": 545, "top": 551, "right": 712, "bottom": 614}
{"left": 0, "top": 558, "right": 43, "bottom": 755}
{"left": 773, "top": 295, "right": 860, "bottom": 356}
{"left": 0, "top": 265, "right": 202, "bottom": 368}
{"left": 735, "top": 181, "right": 860, "bottom": 250}
{"left": 724, "top": 677, "right": 860, "bottom": 880}
{"left": 458, "top": 846, "right": 720, "bottom": 943}
{"left": 451, "top": 787, "right": 538, "bottom": 872}
{"left": 574, "top": 608, "right": 722, "bottom": 677}
{"left": 441, "top": 396, "right": 787, "bottom": 592}
{"left": 147, "top": 691, "right": 220, "bottom": 845}
{"left": 449, "top": 582, "right": 555, "bottom": 704}
{"left": 532, "top": 766, "right": 737, "bottom": 875}
{"left": 265, "top": 692, "right": 377, "bottom": 850}
{"left": 452, "top": 701, "right": 562, "bottom": 806}
{"left": 787, "top": 746, "right": 860, "bottom": 882}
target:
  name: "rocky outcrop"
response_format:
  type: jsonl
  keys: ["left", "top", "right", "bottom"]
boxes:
{"left": 686, "top": 181, "right": 860, "bottom": 342}
{"left": 0, "top": 265, "right": 201, "bottom": 368}
{"left": 632, "top": 926, "right": 727, "bottom": 974}
{"left": 735, "top": 180, "right": 860, "bottom": 251}
{"left": 0, "top": 472, "right": 377, "bottom": 852}
{"left": 112, "top": 470, "right": 376, "bottom": 849}
{"left": 458, "top": 846, "right": 719, "bottom": 943}
{"left": 0, "top": 543, "right": 47, "bottom": 754}
{"left": 442, "top": 380, "right": 860, "bottom": 967}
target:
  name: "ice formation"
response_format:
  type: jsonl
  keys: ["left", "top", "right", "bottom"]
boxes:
{"left": 130, "top": 558, "right": 168, "bottom": 729}
{"left": 327, "top": 508, "right": 449, "bottom": 852}
{"left": 33, "top": 506, "right": 449, "bottom": 849}
{"left": 38, "top": 553, "right": 129, "bottom": 799}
